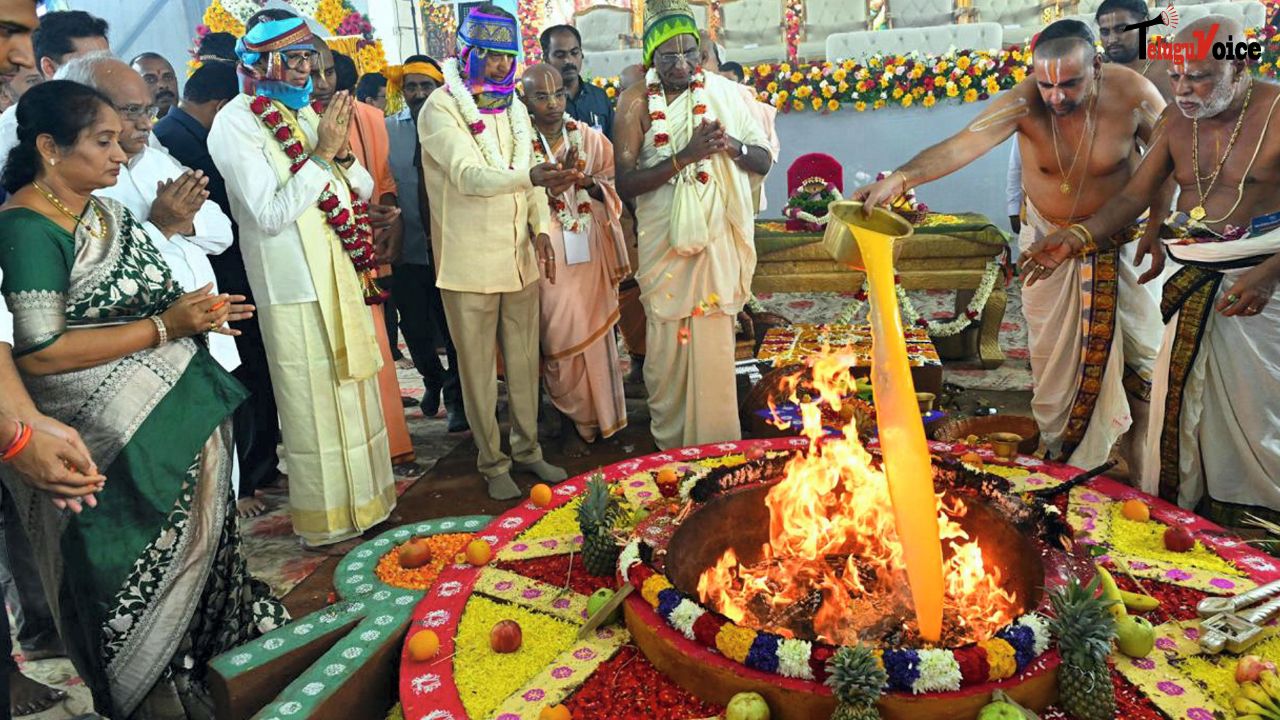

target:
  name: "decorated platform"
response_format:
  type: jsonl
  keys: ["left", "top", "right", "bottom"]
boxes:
{"left": 209, "top": 435, "right": 1280, "bottom": 720}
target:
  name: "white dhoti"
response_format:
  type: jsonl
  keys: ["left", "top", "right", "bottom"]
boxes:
{"left": 259, "top": 301, "right": 396, "bottom": 545}
{"left": 1142, "top": 229, "right": 1280, "bottom": 514}
{"left": 1019, "top": 200, "right": 1163, "bottom": 475}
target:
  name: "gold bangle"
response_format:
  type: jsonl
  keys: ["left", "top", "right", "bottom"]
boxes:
{"left": 895, "top": 169, "right": 911, "bottom": 195}
{"left": 672, "top": 155, "right": 682, "bottom": 175}
{"left": 1068, "top": 224, "right": 1098, "bottom": 257}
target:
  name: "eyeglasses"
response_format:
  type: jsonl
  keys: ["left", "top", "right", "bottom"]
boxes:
{"left": 655, "top": 48, "right": 701, "bottom": 68}
{"left": 116, "top": 103, "right": 159, "bottom": 122}
{"left": 282, "top": 50, "right": 318, "bottom": 70}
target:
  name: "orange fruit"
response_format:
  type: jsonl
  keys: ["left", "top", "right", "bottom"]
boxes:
{"left": 530, "top": 483, "right": 553, "bottom": 507}
{"left": 539, "top": 705, "right": 572, "bottom": 720}
{"left": 959, "top": 451, "right": 983, "bottom": 467}
{"left": 407, "top": 629, "right": 440, "bottom": 661}
{"left": 655, "top": 467, "right": 679, "bottom": 485}
{"left": 465, "top": 539, "right": 491, "bottom": 566}
{"left": 1121, "top": 499, "right": 1151, "bottom": 522}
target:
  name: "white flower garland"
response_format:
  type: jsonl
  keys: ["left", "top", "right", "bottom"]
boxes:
{"left": 645, "top": 66, "right": 711, "bottom": 185}
{"left": 835, "top": 260, "right": 1001, "bottom": 337}
{"left": 784, "top": 208, "right": 830, "bottom": 226}
{"left": 441, "top": 57, "right": 532, "bottom": 172}
{"left": 532, "top": 114, "right": 592, "bottom": 233}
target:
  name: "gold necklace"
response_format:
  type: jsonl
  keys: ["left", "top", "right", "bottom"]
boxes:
{"left": 33, "top": 181, "right": 105, "bottom": 240}
{"left": 1048, "top": 77, "right": 1099, "bottom": 195}
{"left": 1190, "top": 75, "right": 1253, "bottom": 221}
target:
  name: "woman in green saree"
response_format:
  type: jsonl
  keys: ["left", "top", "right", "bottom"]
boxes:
{"left": 0, "top": 80, "right": 287, "bottom": 719}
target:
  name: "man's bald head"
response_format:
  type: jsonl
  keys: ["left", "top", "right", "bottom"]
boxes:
{"left": 520, "top": 62, "right": 567, "bottom": 128}
{"left": 55, "top": 53, "right": 155, "bottom": 155}
{"left": 699, "top": 30, "right": 721, "bottom": 71}
{"left": 1174, "top": 14, "right": 1242, "bottom": 45}
{"left": 520, "top": 62, "right": 562, "bottom": 96}
{"left": 1169, "top": 15, "right": 1250, "bottom": 119}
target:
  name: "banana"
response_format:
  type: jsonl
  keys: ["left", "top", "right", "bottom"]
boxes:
{"left": 1096, "top": 566, "right": 1127, "bottom": 618}
{"left": 1260, "top": 668, "right": 1280, "bottom": 700}
{"left": 1234, "top": 695, "right": 1280, "bottom": 719}
{"left": 1119, "top": 588, "right": 1160, "bottom": 612}
{"left": 1239, "top": 683, "right": 1280, "bottom": 717}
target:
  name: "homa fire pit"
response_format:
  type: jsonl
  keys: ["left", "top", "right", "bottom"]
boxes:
{"left": 618, "top": 441, "right": 1092, "bottom": 720}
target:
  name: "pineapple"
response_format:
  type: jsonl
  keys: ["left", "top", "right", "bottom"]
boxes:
{"left": 1049, "top": 576, "right": 1118, "bottom": 720}
{"left": 825, "top": 644, "right": 886, "bottom": 720}
{"left": 578, "top": 473, "right": 623, "bottom": 576}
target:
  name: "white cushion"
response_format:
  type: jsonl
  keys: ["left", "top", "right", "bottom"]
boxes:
{"left": 721, "top": 0, "right": 784, "bottom": 49}
{"left": 582, "top": 48, "right": 643, "bottom": 79}
{"left": 826, "top": 22, "right": 1005, "bottom": 59}
{"left": 575, "top": 6, "right": 634, "bottom": 52}
{"left": 889, "top": 0, "right": 956, "bottom": 27}
{"left": 721, "top": 44, "right": 789, "bottom": 64}
{"left": 973, "top": 0, "right": 1040, "bottom": 28}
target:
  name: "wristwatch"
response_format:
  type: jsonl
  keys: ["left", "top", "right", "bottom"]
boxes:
{"left": 736, "top": 141, "right": 748, "bottom": 160}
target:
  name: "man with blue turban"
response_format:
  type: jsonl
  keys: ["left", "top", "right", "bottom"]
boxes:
{"left": 210, "top": 9, "right": 397, "bottom": 551}
{"left": 419, "top": 4, "right": 582, "bottom": 499}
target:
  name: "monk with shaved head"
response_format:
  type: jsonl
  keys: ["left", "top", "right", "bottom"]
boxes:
{"left": 1024, "top": 15, "right": 1280, "bottom": 521}
{"left": 855, "top": 18, "right": 1172, "bottom": 478}
{"left": 520, "top": 62, "right": 630, "bottom": 456}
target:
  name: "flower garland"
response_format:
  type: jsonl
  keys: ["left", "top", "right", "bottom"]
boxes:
{"left": 590, "top": 29, "right": 1279, "bottom": 116}
{"left": 517, "top": 0, "right": 544, "bottom": 61}
{"left": 624, "top": 560, "right": 1051, "bottom": 692}
{"left": 835, "top": 260, "right": 1001, "bottom": 337}
{"left": 531, "top": 116, "right": 592, "bottom": 233}
{"left": 249, "top": 95, "right": 386, "bottom": 304}
{"left": 783, "top": 180, "right": 839, "bottom": 229}
{"left": 645, "top": 67, "right": 710, "bottom": 185}
{"left": 783, "top": 0, "right": 803, "bottom": 64}
{"left": 440, "top": 57, "right": 533, "bottom": 171}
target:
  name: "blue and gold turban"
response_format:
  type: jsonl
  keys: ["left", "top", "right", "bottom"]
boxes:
{"left": 235, "top": 16, "right": 316, "bottom": 109}
{"left": 643, "top": 0, "right": 700, "bottom": 67}
{"left": 456, "top": 7, "right": 520, "bottom": 113}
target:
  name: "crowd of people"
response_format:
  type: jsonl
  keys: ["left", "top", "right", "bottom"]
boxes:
{"left": 0, "top": 0, "right": 1275, "bottom": 716}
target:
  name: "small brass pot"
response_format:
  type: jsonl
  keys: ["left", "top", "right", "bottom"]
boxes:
{"left": 989, "top": 432, "right": 1023, "bottom": 460}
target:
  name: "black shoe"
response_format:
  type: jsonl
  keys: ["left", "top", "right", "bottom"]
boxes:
{"left": 446, "top": 407, "right": 469, "bottom": 433}
{"left": 422, "top": 386, "right": 442, "bottom": 417}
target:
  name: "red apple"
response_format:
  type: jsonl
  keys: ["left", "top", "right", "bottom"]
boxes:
{"left": 1236, "top": 655, "right": 1277, "bottom": 683}
{"left": 1163, "top": 525, "right": 1195, "bottom": 553}
{"left": 490, "top": 620, "right": 523, "bottom": 653}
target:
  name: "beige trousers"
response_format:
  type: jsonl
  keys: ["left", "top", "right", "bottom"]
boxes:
{"left": 441, "top": 283, "right": 544, "bottom": 478}
{"left": 644, "top": 312, "right": 741, "bottom": 450}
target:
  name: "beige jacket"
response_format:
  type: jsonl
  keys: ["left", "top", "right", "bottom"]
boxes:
{"left": 419, "top": 90, "right": 551, "bottom": 294}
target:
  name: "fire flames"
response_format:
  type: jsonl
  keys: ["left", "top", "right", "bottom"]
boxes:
{"left": 700, "top": 353, "right": 1019, "bottom": 647}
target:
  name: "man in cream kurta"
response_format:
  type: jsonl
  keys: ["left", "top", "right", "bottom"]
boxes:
{"left": 420, "top": 5, "right": 580, "bottom": 500}
{"left": 615, "top": 0, "right": 771, "bottom": 450}
{"left": 211, "top": 13, "right": 394, "bottom": 549}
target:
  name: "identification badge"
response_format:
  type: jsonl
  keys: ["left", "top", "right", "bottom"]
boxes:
{"left": 563, "top": 228, "right": 591, "bottom": 265}
{"left": 1251, "top": 210, "right": 1280, "bottom": 236}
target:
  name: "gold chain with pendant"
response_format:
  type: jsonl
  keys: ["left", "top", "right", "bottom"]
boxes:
{"left": 1190, "top": 75, "right": 1253, "bottom": 222}
{"left": 1049, "top": 76, "right": 1100, "bottom": 196}
{"left": 33, "top": 180, "right": 105, "bottom": 240}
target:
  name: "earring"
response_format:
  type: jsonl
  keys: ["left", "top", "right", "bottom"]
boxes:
{"left": 48, "top": 157, "right": 56, "bottom": 165}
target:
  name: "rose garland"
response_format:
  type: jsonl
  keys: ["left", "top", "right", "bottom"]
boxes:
{"left": 441, "top": 57, "right": 533, "bottom": 172}
{"left": 249, "top": 95, "right": 387, "bottom": 305}
{"left": 531, "top": 115, "right": 592, "bottom": 233}
{"left": 835, "top": 261, "right": 1001, "bottom": 337}
{"left": 645, "top": 67, "right": 710, "bottom": 185}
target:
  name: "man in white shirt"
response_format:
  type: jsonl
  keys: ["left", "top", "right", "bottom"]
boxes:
{"left": 0, "top": 10, "right": 109, "bottom": 177}
{"left": 211, "top": 10, "right": 395, "bottom": 551}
